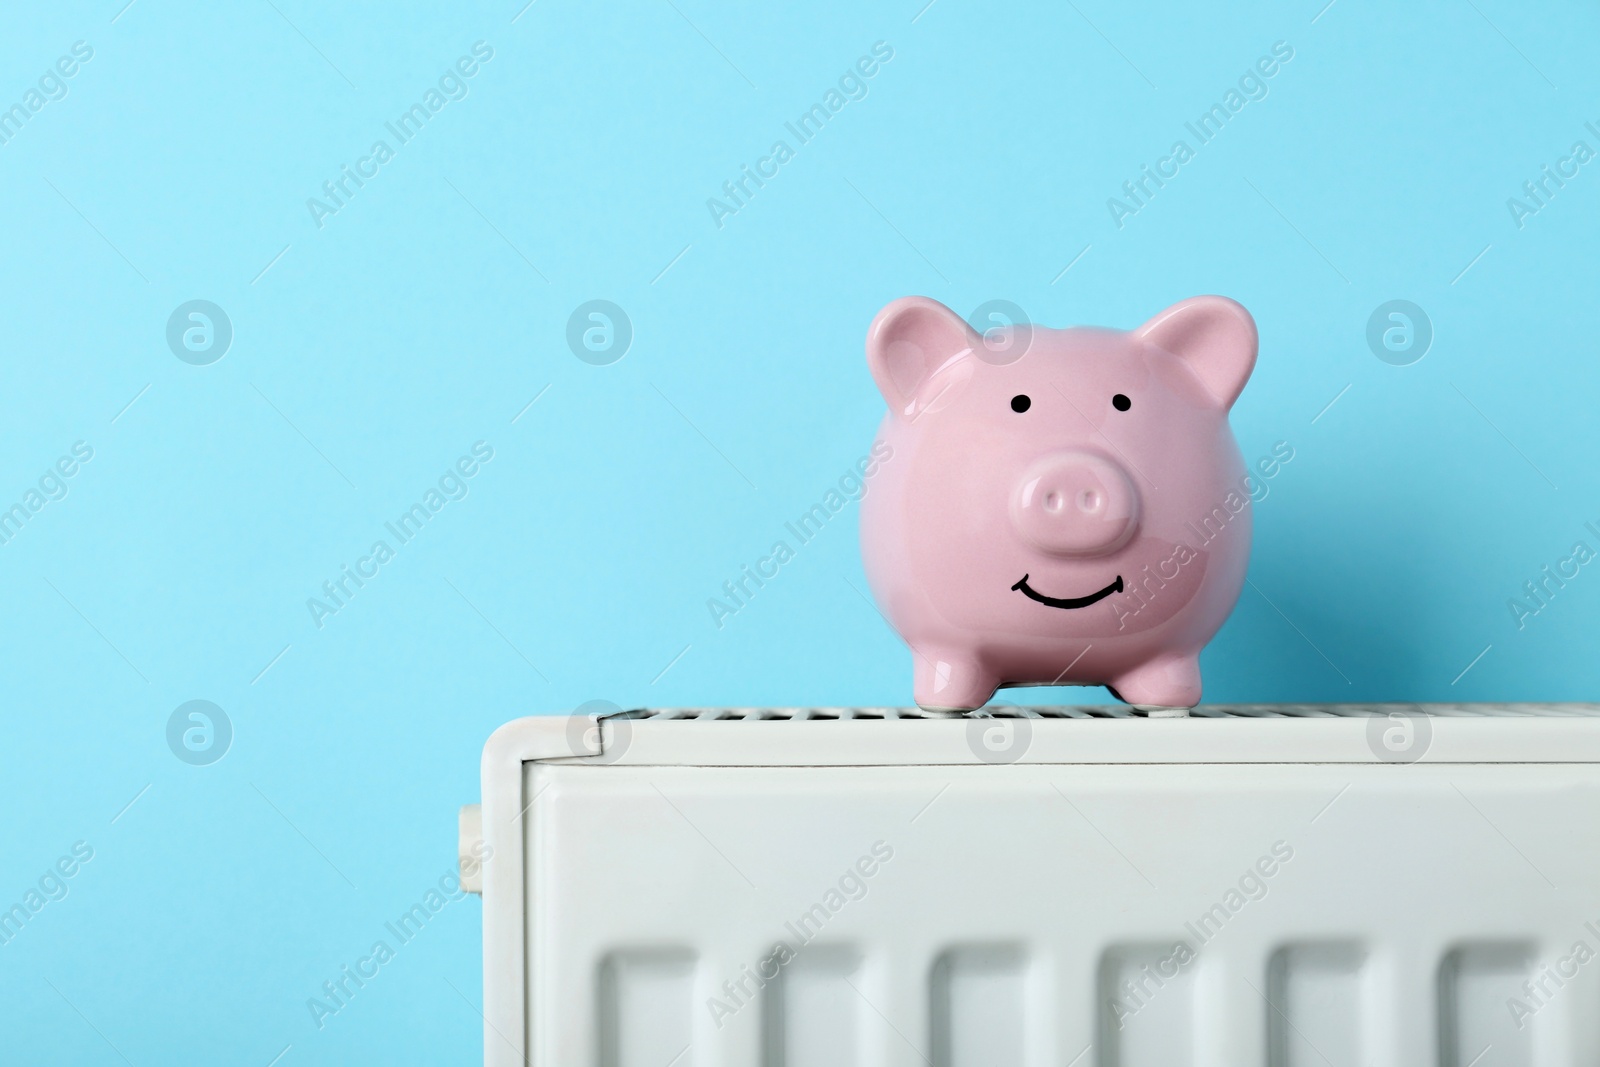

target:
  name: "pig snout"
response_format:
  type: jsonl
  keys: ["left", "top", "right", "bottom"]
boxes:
{"left": 1010, "top": 451, "right": 1140, "bottom": 557}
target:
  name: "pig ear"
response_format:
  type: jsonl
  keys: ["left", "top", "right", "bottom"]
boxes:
{"left": 866, "top": 297, "right": 981, "bottom": 417}
{"left": 1135, "top": 296, "right": 1258, "bottom": 409}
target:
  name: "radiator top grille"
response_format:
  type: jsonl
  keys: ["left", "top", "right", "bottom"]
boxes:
{"left": 604, "top": 703, "right": 1600, "bottom": 722}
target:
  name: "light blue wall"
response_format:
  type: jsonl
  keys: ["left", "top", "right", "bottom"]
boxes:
{"left": 1, "top": 0, "right": 1596, "bottom": 1060}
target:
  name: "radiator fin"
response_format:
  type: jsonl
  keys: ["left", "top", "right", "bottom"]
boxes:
{"left": 762, "top": 946, "right": 860, "bottom": 1067}
{"left": 931, "top": 946, "right": 1028, "bottom": 1067}
{"left": 598, "top": 949, "right": 696, "bottom": 1067}
{"left": 1440, "top": 944, "right": 1535, "bottom": 1067}
{"left": 1266, "top": 944, "right": 1367, "bottom": 1067}
{"left": 1097, "top": 943, "right": 1196, "bottom": 1067}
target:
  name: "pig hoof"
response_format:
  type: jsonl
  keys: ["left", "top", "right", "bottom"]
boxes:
{"left": 913, "top": 652, "right": 998, "bottom": 714}
{"left": 1108, "top": 656, "right": 1201, "bottom": 711}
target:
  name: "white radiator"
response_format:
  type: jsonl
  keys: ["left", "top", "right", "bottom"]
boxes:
{"left": 465, "top": 705, "right": 1600, "bottom": 1067}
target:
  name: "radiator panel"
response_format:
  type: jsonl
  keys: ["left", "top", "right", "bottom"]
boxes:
{"left": 479, "top": 708, "right": 1600, "bottom": 1067}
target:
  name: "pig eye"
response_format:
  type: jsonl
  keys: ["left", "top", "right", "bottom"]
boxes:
{"left": 1112, "top": 393, "right": 1131, "bottom": 411}
{"left": 1010, "top": 395, "right": 1031, "bottom": 413}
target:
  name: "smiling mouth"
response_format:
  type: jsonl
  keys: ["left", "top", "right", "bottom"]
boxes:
{"left": 1011, "top": 574, "right": 1124, "bottom": 609}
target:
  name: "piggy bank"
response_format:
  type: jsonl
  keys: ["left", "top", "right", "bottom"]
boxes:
{"left": 859, "top": 295, "right": 1257, "bottom": 712}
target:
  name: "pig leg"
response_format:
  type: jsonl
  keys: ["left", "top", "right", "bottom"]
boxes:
{"left": 913, "top": 649, "right": 1000, "bottom": 713}
{"left": 1109, "top": 654, "right": 1201, "bottom": 714}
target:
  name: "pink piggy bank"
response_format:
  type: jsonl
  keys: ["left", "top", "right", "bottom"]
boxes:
{"left": 860, "top": 295, "right": 1258, "bottom": 712}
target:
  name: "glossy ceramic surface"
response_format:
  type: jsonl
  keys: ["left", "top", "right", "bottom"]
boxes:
{"left": 859, "top": 295, "right": 1258, "bottom": 711}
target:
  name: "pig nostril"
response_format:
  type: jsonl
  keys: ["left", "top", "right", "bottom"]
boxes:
{"left": 1011, "top": 452, "right": 1139, "bottom": 557}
